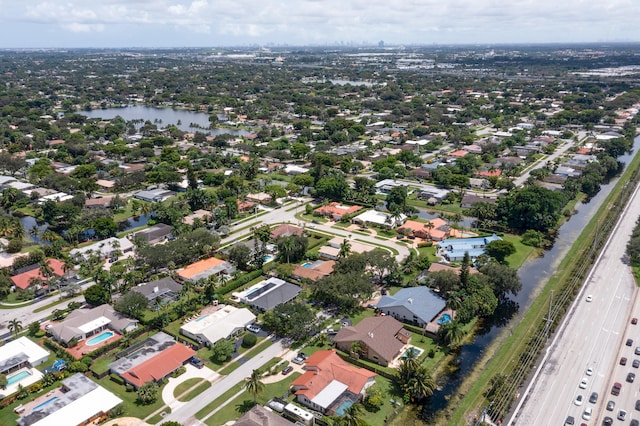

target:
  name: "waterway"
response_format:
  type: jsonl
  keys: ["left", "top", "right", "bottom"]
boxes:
{"left": 423, "top": 139, "right": 640, "bottom": 419}
{"left": 79, "top": 105, "right": 250, "bottom": 136}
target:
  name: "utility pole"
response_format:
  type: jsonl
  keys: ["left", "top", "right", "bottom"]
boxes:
{"left": 544, "top": 290, "right": 554, "bottom": 339}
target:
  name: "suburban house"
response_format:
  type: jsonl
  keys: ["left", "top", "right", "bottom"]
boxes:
{"left": 130, "top": 277, "right": 182, "bottom": 304}
{"left": 376, "top": 286, "right": 447, "bottom": 328}
{"left": 314, "top": 202, "right": 362, "bottom": 220}
{"left": 84, "top": 196, "right": 113, "bottom": 209}
{"left": 318, "top": 238, "right": 375, "bottom": 261}
{"left": 246, "top": 192, "right": 273, "bottom": 204}
{"left": 460, "top": 194, "right": 497, "bottom": 208}
{"left": 437, "top": 234, "right": 502, "bottom": 262}
{"left": 291, "top": 260, "right": 336, "bottom": 282}
{"left": 397, "top": 218, "right": 451, "bottom": 241}
{"left": 180, "top": 305, "right": 256, "bottom": 346}
{"left": 133, "top": 188, "right": 175, "bottom": 203}
{"left": 49, "top": 304, "right": 138, "bottom": 346}
{"left": 183, "top": 209, "right": 211, "bottom": 226}
{"left": 333, "top": 316, "right": 411, "bottom": 366}
{"left": 69, "top": 237, "right": 134, "bottom": 262}
{"left": 270, "top": 224, "right": 303, "bottom": 240}
{"left": 130, "top": 223, "right": 173, "bottom": 245}
{"left": 234, "top": 277, "right": 301, "bottom": 311}
{"left": 0, "top": 337, "right": 50, "bottom": 397}
{"left": 16, "top": 373, "right": 122, "bottom": 426}
{"left": 235, "top": 405, "right": 295, "bottom": 426}
{"left": 352, "top": 210, "right": 406, "bottom": 229}
{"left": 11, "top": 258, "right": 67, "bottom": 291}
{"left": 109, "top": 332, "right": 195, "bottom": 389}
{"left": 291, "top": 350, "right": 377, "bottom": 414}
{"left": 178, "top": 256, "right": 235, "bottom": 282}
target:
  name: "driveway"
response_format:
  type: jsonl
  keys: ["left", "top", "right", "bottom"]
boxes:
{"left": 161, "top": 364, "right": 220, "bottom": 411}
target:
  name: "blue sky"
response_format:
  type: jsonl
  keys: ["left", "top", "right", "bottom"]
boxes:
{"left": 0, "top": 0, "right": 638, "bottom": 48}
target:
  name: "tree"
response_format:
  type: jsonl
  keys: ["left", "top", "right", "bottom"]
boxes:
{"left": 496, "top": 186, "right": 566, "bottom": 233}
{"left": 484, "top": 240, "right": 516, "bottom": 264}
{"left": 363, "top": 384, "right": 384, "bottom": 412}
{"left": 0, "top": 374, "right": 7, "bottom": 390}
{"left": 438, "top": 320, "right": 466, "bottom": 348}
{"left": 479, "top": 263, "right": 522, "bottom": 300}
{"left": 114, "top": 291, "right": 149, "bottom": 319}
{"left": 211, "top": 339, "right": 235, "bottom": 363}
{"left": 338, "top": 239, "right": 351, "bottom": 259}
{"left": 262, "top": 301, "right": 315, "bottom": 340}
{"left": 333, "top": 403, "right": 370, "bottom": 426}
{"left": 8, "top": 318, "right": 23, "bottom": 338}
{"left": 137, "top": 382, "right": 159, "bottom": 405}
{"left": 397, "top": 357, "right": 435, "bottom": 404}
{"left": 315, "top": 174, "right": 349, "bottom": 201}
{"left": 28, "top": 321, "right": 40, "bottom": 336}
{"left": 386, "top": 185, "right": 408, "bottom": 213}
{"left": 245, "top": 369, "right": 265, "bottom": 404}
{"left": 228, "top": 244, "right": 252, "bottom": 270}
{"left": 276, "top": 235, "right": 308, "bottom": 264}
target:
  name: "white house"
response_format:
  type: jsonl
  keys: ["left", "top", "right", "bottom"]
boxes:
{"left": 180, "top": 305, "right": 256, "bottom": 346}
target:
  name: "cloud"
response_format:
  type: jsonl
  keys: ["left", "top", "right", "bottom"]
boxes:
{"left": 3, "top": 0, "right": 639, "bottom": 46}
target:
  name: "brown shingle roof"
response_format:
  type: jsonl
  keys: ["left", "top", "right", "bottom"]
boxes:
{"left": 333, "top": 317, "right": 408, "bottom": 364}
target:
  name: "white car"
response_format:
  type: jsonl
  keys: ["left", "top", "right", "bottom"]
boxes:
{"left": 586, "top": 367, "right": 594, "bottom": 376}
{"left": 582, "top": 407, "right": 592, "bottom": 421}
{"left": 586, "top": 294, "right": 593, "bottom": 302}
{"left": 574, "top": 394, "right": 584, "bottom": 406}
{"left": 579, "top": 378, "right": 588, "bottom": 389}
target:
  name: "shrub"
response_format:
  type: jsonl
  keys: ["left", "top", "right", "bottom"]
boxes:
{"left": 110, "top": 374, "right": 125, "bottom": 385}
{"left": 241, "top": 333, "right": 257, "bottom": 348}
{"left": 417, "top": 241, "right": 433, "bottom": 248}
{"left": 6, "top": 239, "right": 22, "bottom": 253}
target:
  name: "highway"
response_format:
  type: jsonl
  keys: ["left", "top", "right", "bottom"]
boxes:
{"left": 511, "top": 181, "right": 640, "bottom": 425}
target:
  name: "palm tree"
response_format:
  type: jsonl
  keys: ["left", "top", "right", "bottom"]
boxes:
{"left": 335, "top": 403, "right": 369, "bottom": 426}
{"left": 244, "top": 369, "right": 265, "bottom": 404}
{"left": 338, "top": 239, "right": 351, "bottom": 259}
{"left": 439, "top": 320, "right": 466, "bottom": 348}
{"left": 8, "top": 318, "right": 23, "bottom": 338}
{"left": 423, "top": 220, "right": 434, "bottom": 240}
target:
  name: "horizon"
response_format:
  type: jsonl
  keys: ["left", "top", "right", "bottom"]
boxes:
{"left": 0, "top": 0, "right": 637, "bottom": 49}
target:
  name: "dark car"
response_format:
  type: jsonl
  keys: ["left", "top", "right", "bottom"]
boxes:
{"left": 631, "top": 419, "right": 639, "bottom": 426}
{"left": 628, "top": 339, "right": 634, "bottom": 346}
{"left": 634, "top": 359, "right": 640, "bottom": 368}
{"left": 629, "top": 372, "right": 636, "bottom": 383}
{"left": 298, "top": 352, "right": 308, "bottom": 360}
{"left": 607, "top": 400, "right": 616, "bottom": 411}
{"left": 612, "top": 382, "right": 622, "bottom": 396}
{"left": 636, "top": 399, "right": 640, "bottom": 411}
{"left": 281, "top": 366, "right": 293, "bottom": 375}
{"left": 603, "top": 417, "right": 613, "bottom": 426}
{"left": 590, "top": 392, "right": 599, "bottom": 404}
{"left": 190, "top": 357, "right": 204, "bottom": 369}
{"left": 621, "top": 357, "right": 628, "bottom": 366}
{"left": 633, "top": 317, "right": 638, "bottom": 325}
{"left": 565, "top": 416, "right": 575, "bottom": 425}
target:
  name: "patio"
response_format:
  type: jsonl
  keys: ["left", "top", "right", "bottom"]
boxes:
{"left": 66, "top": 331, "right": 122, "bottom": 359}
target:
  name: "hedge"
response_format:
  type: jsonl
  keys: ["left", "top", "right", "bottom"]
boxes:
{"left": 217, "top": 270, "right": 263, "bottom": 296}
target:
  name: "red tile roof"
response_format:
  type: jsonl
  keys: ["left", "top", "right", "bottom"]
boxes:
{"left": 11, "top": 258, "right": 66, "bottom": 290}
{"left": 121, "top": 343, "right": 195, "bottom": 388}
{"left": 291, "top": 350, "right": 376, "bottom": 401}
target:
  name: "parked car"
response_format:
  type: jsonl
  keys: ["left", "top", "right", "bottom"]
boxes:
{"left": 298, "top": 352, "right": 308, "bottom": 360}
{"left": 619, "top": 410, "right": 627, "bottom": 421}
{"left": 627, "top": 338, "right": 634, "bottom": 346}
{"left": 582, "top": 407, "right": 592, "bottom": 421}
{"left": 575, "top": 394, "right": 584, "bottom": 406}
{"left": 291, "top": 356, "right": 304, "bottom": 365}
{"left": 603, "top": 417, "right": 613, "bottom": 426}
{"left": 612, "top": 382, "right": 622, "bottom": 396}
{"left": 590, "top": 392, "right": 599, "bottom": 404}
{"left": 635, "top": 346, "right": 640, "bottom": 355}
{"left": 579, "top": 378, "right": 588, "bottom": 389}
{"left": 632, "top": 317, "right": 638, "bottom": 324}
{"left": 621, "top": 357, "right": 628, "bottom": 366}
{"left": 281, "top": 366, "right": 293, "bottom": 375}
{"left": 190, "top": 357, "right": 204, "bottom": 369}
{"left": 607, "top": 400, "right": 616, "bottom": 411}
{"left": 629, "top": 372, "right": 636, "bottom": 383}
{"left": 634, "top": 359, "right": 640, "bottom": 368}
{"left": 246, "top": 324, "right": 261, "bottom": 333}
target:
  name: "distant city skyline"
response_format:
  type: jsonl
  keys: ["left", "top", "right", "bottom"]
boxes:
{"left": 0, "top": 0, "right": 637, "bottom": 49}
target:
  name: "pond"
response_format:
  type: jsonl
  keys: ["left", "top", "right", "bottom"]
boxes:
{"left": 79, "top": 105, "right": 251, "bottom": 136}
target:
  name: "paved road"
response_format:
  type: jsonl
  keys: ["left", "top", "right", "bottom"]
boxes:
{"left": 222, "top": 198, "right": 412, "bottom": 262}
{"left": 513, "top": 138, "right": 576, "bottom": 186}
{"left": 511, "top": 179, "right": 640, "bottom": 425}
{"left": 160, "top": 339, "right": 288, "bottom": 425}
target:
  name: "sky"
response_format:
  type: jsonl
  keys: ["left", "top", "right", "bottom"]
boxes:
{"left": 0, "top": 0, "right": 638, "bottom": 48}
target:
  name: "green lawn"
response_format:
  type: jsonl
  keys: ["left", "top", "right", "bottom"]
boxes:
{"left": 175, "top": 380, "right": 211, "bottom": 402}
{"left": 174, "top": 378, "right": 204, "bottom": 398}
{"left": 502, "top": 233, "right": 537, "bottom": 269}
{"left": 94, "top": 375, "right": 166, "bottom": 419}
{"left": 201, "top": 372, "right": 301, "bottom": 425}
{"left": 362, "top": 376, "right": 404, "bottom": 426}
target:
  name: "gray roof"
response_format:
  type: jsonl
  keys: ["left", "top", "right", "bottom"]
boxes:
{"left": 132, "top": 223, "right": 173, "bottom": 243}
{"left": 250, "top": 281, "right": 301, "bottom": 311}
{"left": 109, "top": 332, "right": 176, "bottom": 375}
{"left": 376, "top": 286, "right": 446, "bottom": 324}
{"left": 50, "top": 304, "right": 138, "bottom": 343}
{"left": 235, "top": 405, "right": 294, "bottom": 426}
{"left": 131, "top": 277, "right": 182, "bottom": 301}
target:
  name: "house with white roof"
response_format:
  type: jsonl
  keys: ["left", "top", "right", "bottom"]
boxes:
{"left": 17, "top": 373, "right": 122, "bottom": 426}
{"left": 180, "top": 305, "right": 256, "bottom": 346}
{"left": 352, "top": 210, "right": 406, "bottom": 228}
{"left": 69, "top": 237, "right": 134, "bottom": 262}
{"left": 0, "top": 337, "right": 49, "bottom": 397}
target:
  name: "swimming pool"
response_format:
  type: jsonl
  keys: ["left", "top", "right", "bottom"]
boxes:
{"left": 437, "top": 313, "right": 452, "bottom": 325}
{"left": 195, "top": 315, "right": 209, "bottom": 322}
{"left": 335, "top": 398, "right": 354, "bottom": 416}
{"left": 402, "top": 347, "right": 422, "bottom": 359}
{"left": 86, "top": 330, "right": 114, "bottom": 346}
{"left": 301, "top": 262, "right": 312, "bottom": 268}
{"left": 262, "top": 255, "right": 275, "bottom": 263}
{"left": 33, "top": 397, "right": 57, "bottom": 411}
{"left": 7, "top": 370, "right": 31, "bottom": 386}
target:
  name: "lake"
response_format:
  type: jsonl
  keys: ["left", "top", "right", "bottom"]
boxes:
{"left": 80, "top": 106, "right": 250, "bottom": 136}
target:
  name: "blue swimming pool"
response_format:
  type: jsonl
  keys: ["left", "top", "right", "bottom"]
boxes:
{"left": 437, "top": 313, "right": 452, "bottom": 325}
{"left": 195, "top": 315, "right": 209, "bottom": 322}
{"left": 335, "top": 398, "right": 354, "bottom": 416}
{"left": 302, "top": 262, "right": 312, "bottom": 268}
{"left": 7, "top": 370, "right": 31, "bottom": 386}
{"left": 86, "top": 330, "right": 114, "bottom": 346}
{"left": 402, "top": 347, "right": 422, "bottom": 359}
{"left": 33, "top": 397, "right": 57, "bottom": 411}
{"left": 262, "top": 255, "right": 275, "bottom": 263}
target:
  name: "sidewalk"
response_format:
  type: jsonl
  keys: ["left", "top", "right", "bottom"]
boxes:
{"left": 160, "top": 364, "right": 220, "bottom": 411}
